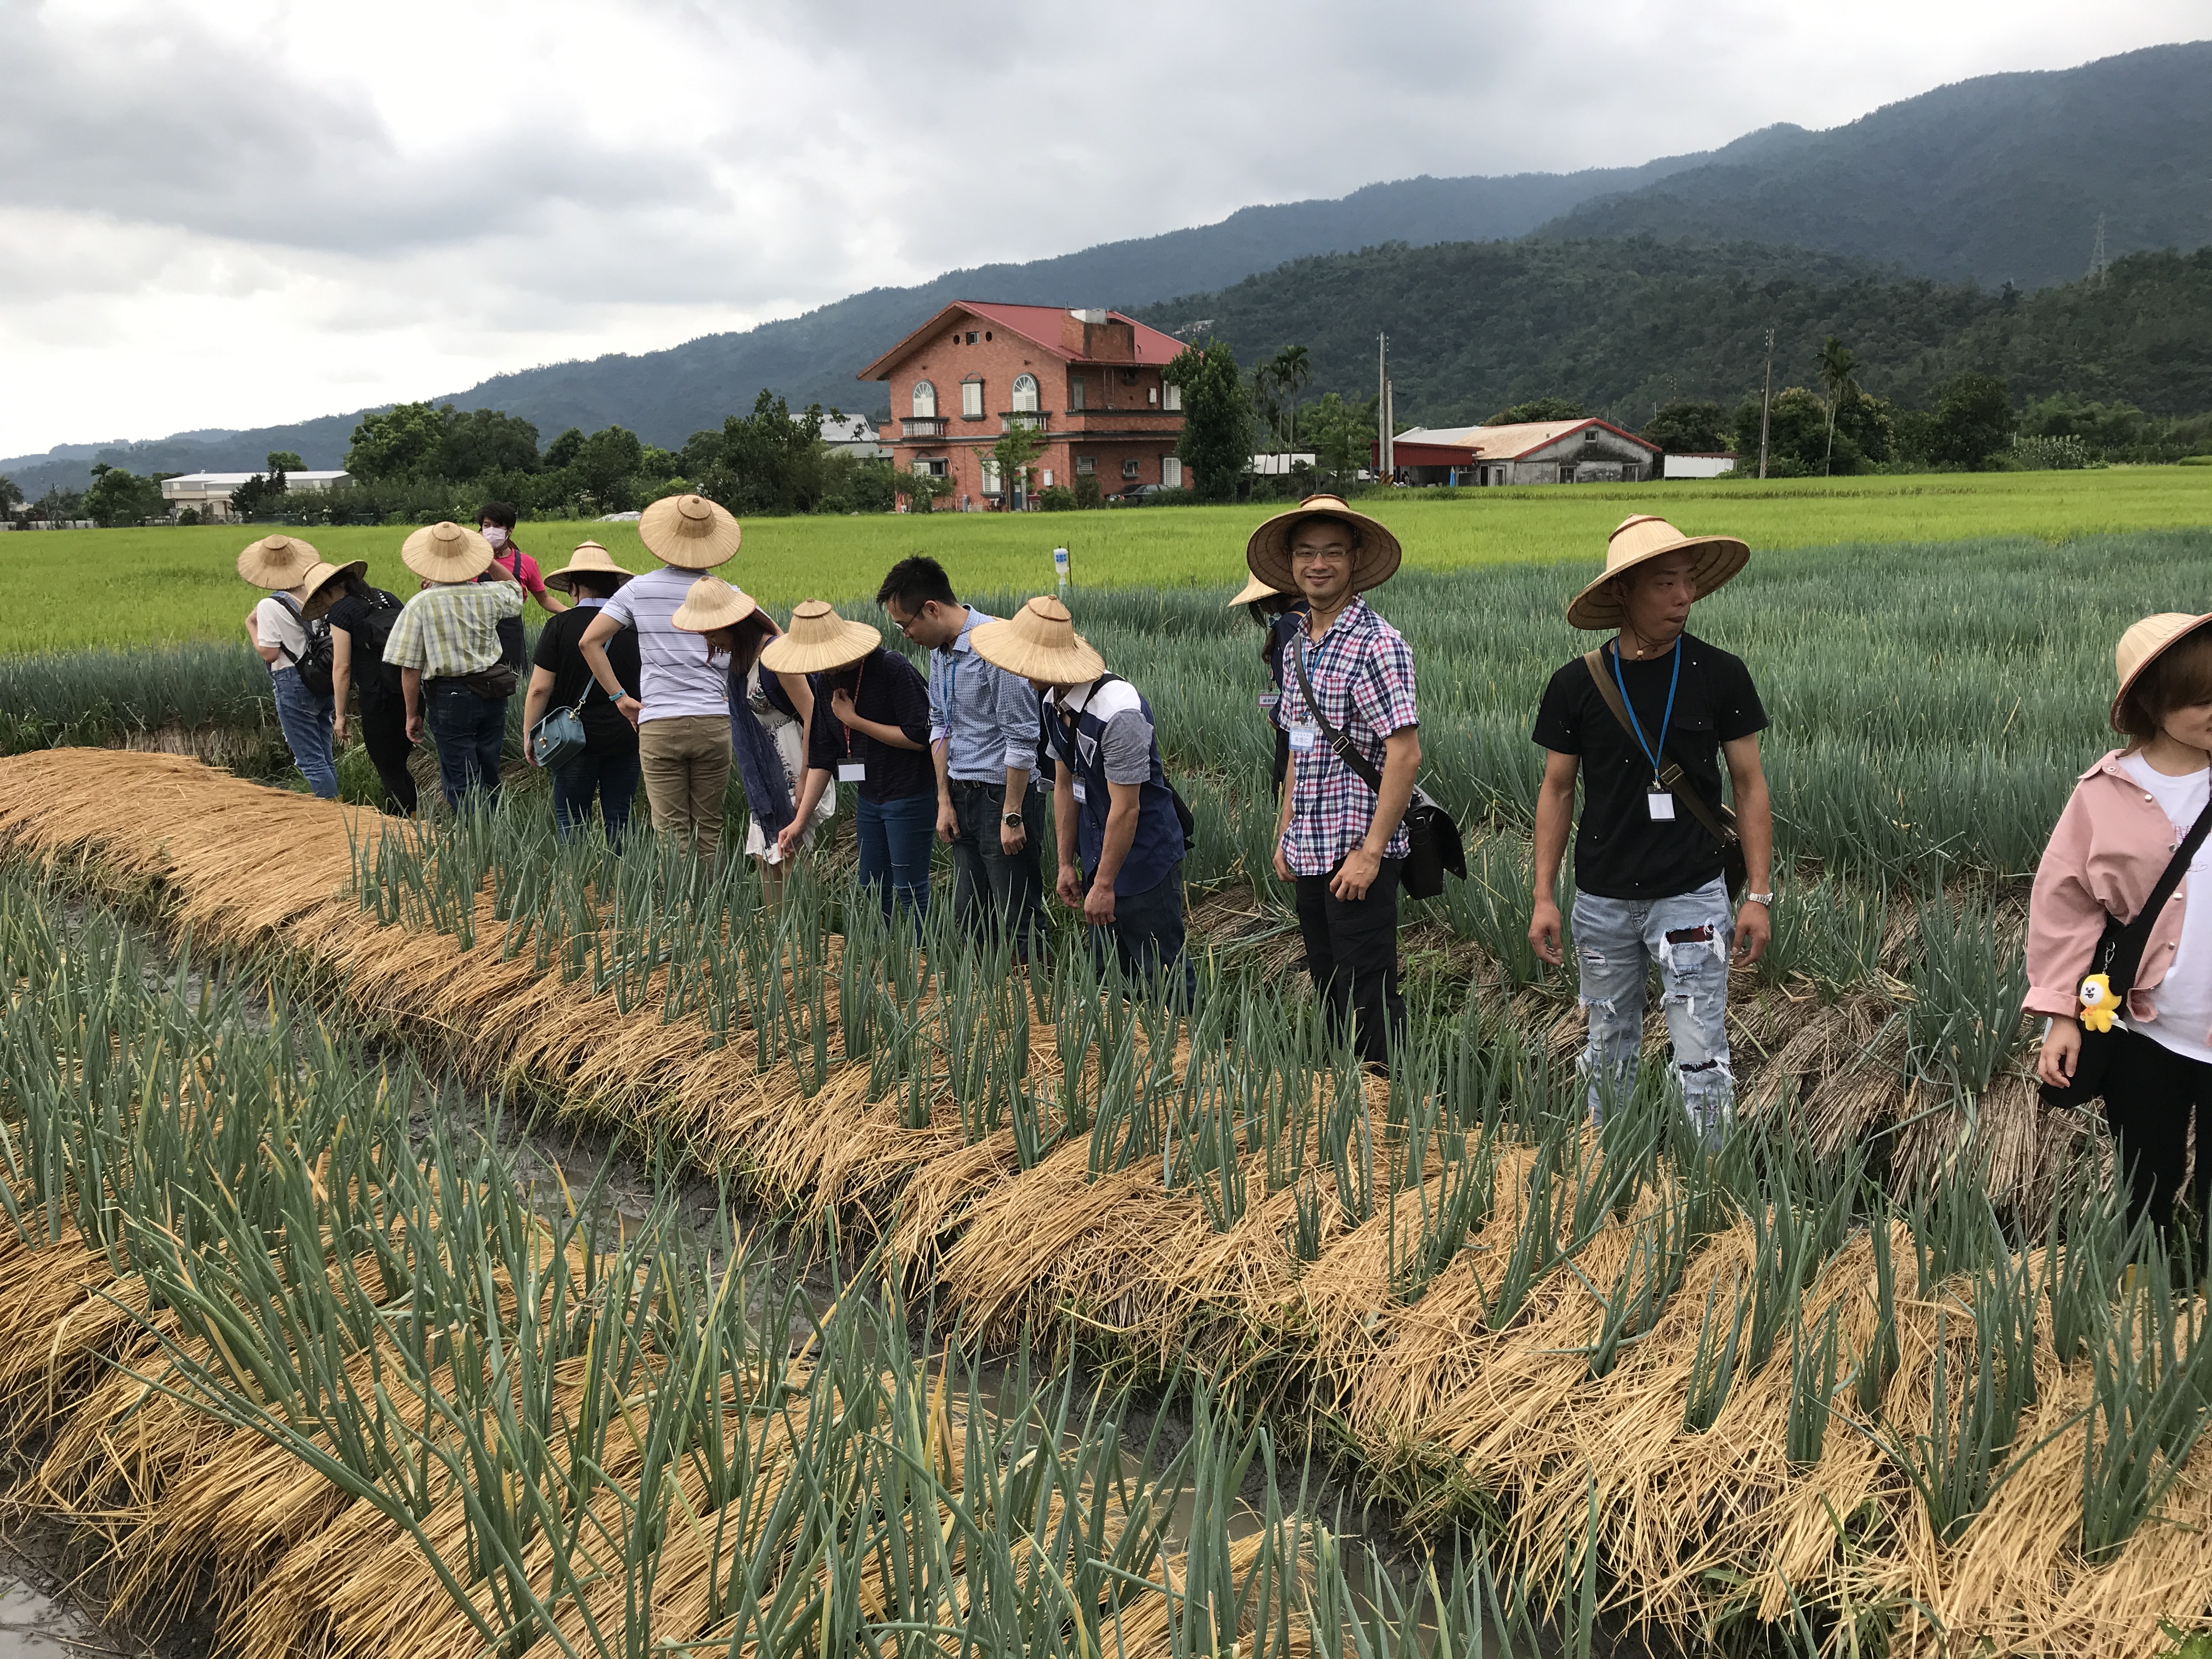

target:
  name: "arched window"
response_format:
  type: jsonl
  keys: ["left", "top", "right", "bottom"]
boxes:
{"left": 911, "top": 380, "right": 937, "bottom": 419}
{"left": 1011, "top": 374, "right": 1039, "bottom": 413}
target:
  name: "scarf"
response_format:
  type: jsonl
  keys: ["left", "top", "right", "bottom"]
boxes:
{"left": 729, "top": 663, "right": 795, "bottom": 840}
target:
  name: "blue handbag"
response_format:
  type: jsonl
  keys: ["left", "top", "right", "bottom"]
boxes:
{"left": 531, "top": 681, "right": 599, "bottom": 771}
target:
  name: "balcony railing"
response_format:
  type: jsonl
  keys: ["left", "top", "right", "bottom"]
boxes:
{"left": 1000, "top": 410, "right": 1049, "bottom": 433}
{"left": 902, "top": 416, "right": 947, "bottom": 438}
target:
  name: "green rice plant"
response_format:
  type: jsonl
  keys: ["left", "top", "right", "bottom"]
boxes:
{"left": 1682, "top": 1267, "right": 1754, "bottom": 1434}
{"left": 1745, "top": 1141, "right": 1863, "bottom": 1372}
{"left": 2045, "top": 1157, "right": 2143, "bottom": 1366}
{"left": 1424, "top": 833, "right": 1557, "bottom": 992}
{"left": 1787, "top": 1303, "right": 1848, "bottom": 1469}
{"left": 1759, "top": 874, "right": 1894, "bottom": 994}
{"left": 1472, "top": 1127, "right": 1567, "bottom": 1332}
{"left": 1858, "top": 1219, "right": 1903, "bottom": 1413}
{"left": 1564, "top": 1187, "right": 1695, "bottom": 1379}
{"left": 1906, "top": 882, "right": 2029, "bottom": 1098}
{"left": 2078, "top": 1250, "right": 2212, "bottom": 1563}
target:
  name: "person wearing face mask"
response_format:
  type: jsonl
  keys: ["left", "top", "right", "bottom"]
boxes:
{"left": 478, "top": 501, "right": 568, "bottom": 670}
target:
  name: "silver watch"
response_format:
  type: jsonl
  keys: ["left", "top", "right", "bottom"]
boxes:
{"left": 1744, "top": 891, "right": 1774, "bottom": 906}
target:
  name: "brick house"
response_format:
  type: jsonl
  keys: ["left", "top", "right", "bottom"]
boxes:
{"left": 858, "top": 303, "right": 1190, "bottom": 508}
{"left": 1383, "top": 419, "right": 1663, "bottom": 486}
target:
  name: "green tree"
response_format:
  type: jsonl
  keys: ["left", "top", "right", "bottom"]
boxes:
{"left": 1485, "top": 397, "right": 1584, "bottom": 426}
{"left": 1927, "top": 373, "right": 2015, "bottom": 469}
{"left": 544, "top": 427, "right": 586, "bottom": 470}
{"left": 1164, "top": 339, "right": 1255, "bottom": 503}
{"left": 574, "top": 426, "right": 646, "bottom": 505}
{"left": 1271, "top": 345, "right": 1312, "bottom": 445}
{"left": 438, "top": 409, "right": 541, "bottom": 480}
{"left": 345, "top": 402, "right": 451, "bottom": 479}
{"left": 83, "top": 466, "right": 165, "bottom": 527}
{"left": 0, "top": 473, "right": 21, "bottom": 513}
{"left": 989, "top": 419, "right": 1048, "bottom": 509}
{"left": 1641, "top": 400, "right": 1731, "bottom": 453}
{"left": 1731, "top": 387, "right": 1831, "bottom": 474}
{"left": 266, "top": 450, "right": 305, "bottom": 473}
{"left": 1300, "top": 392, "right": 1380, "bottom": 488}
{"left": 687, "top": 392, "right": 836, "bottom": 516}
{"left": 1816, "top": 337, "right": 1860, "bottom": 475}
{"left": 1249, "top": 362, "right": 1282, "bottom": 448}
{"left": 229, "top": 470, "right": 287, "bottom": 518}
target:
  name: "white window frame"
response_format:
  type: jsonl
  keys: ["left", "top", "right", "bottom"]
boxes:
{"left": 1069, "top": 375, "right": 1087, "bottom": 411}
{"left": 1160, "top": 456, "right": 1182, "bottom": 488}
{"left": 961, "top": 379, "right": 984, "bottom": 420}
{"left": 1162, "top": 382, "right": 1182, "bottom": 411}
{"left": 979, "top": 457, "right": 1003, "bottom": 494}
{"left": 1011, "top": 374, "right": 1039, "bottom": 413}
{"left": 911, "top": 380, "right": 937, "bottom": 418}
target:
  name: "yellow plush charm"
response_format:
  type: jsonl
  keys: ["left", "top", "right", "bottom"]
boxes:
{"left": 2078, "top": 973, "right": 2119, "bottom": 1032}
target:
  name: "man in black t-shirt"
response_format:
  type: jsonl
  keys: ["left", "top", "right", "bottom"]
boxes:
{"left": 1528, "top": 515, "right": 1774, "bottom": 1139}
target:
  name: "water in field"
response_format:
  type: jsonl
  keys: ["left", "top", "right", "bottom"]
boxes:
{"left": 0, "top": 1536, "right": 173, "bottom": 1658}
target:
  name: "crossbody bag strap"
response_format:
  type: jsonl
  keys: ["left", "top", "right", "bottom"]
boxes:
{"left": 1581, "top": 647, "right": 1738, "bottom": 850}
{"left": 2109, "top": 793, "right": 2212, "bottom": 992}
{"left": 268, "top": 590, "right": 307, "bottom": 668}
{"left": 1291, "top": 640, "right": 1385, "bottom": 794}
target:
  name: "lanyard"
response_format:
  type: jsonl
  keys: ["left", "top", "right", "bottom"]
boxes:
{"left": 1610, "top": 640, "right": 1679, "bottom": 783}
{"left": 839, "top": 654, "right": 868, "bottom": 756}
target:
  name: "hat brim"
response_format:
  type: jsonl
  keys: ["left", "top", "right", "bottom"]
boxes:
{"left": 1565, "top": 535, "right": 1750, "bottom": 630}
{"left": 1245, "top": 504, "right": 1402, "bottom": 594}
{"left": 300, "top": 561, "right": 366, "bottom": 619}
{"left": 758, "top": 617, "right": 883, "bottom": 674}
{"left": 969, "top": 618, "right": 1106, "bottom": 685}
{"left": 545, "top": 563, "right": 634, "bottom": 594}
{"left": 2111, "top": 612, "right": 2212, "bottom": 731}
{"left": 639, "top": 495, "right": 742, "bottom": 568}
{"left": 672, "top": 589, "right": 761, "bottom": 634}
{"left": 1229, "top": 573, "right": 1286, "bottom": 607}
{"left": 236, "top": 538, "right": 322, "bottom": 588}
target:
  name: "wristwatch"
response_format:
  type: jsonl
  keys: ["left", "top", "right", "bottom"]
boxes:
{"left": 1002, "top": 812, "right": 1025, "bottom": 827}
{"left": 1745, "top": 891, "right": 1775, "bottom": 906}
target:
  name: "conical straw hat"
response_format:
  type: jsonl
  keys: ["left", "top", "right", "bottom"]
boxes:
{"left": 236, "top": 533, "right": 321, "bottom": 588}
{"left": 544, "top": 540, "right": 635, "bottom": 594}
{"left": 671, "top": 576, "right": 761, "bottom": 634}
{"left": 1244, "top": 494, "right": 1402, "bottom": 594}
{"left": 639, "top": 493, "right": 742, "bottom": 569}
{"left": 2112, "top": 611, "right": 2212, "bottom": 731}
{"left": 1229, "top": 572, "right": 1288, "bottom": 607}
{"left": 401, "top": 520, "right": 494, "bottom": 583}
{"left": 298, "top": 560, "right": 367, "bottom": 620}
{"left": 758, "top": 600, "right": 882, "bottom": 674}
{"left": 1566, "top": 514, "right": 1750, "bottom": 630}
{"left": 969, "top": 595, "right": 1105, "bottom": 685}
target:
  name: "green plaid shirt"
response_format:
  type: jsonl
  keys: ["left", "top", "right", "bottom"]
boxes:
{"left": 383, "top": 580, "right": 524, "bottom": 680}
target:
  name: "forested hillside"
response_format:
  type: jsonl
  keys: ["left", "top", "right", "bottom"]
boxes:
{"left": 1539, "top": 41, "right": 2212, "bottom": 287}
{"left": 1133, "top": 239, "right": 2212, "bottom": 431}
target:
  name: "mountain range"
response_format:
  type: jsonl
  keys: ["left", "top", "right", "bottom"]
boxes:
{"left": 5, "top": 40, "right": 2206, "bottom": 501}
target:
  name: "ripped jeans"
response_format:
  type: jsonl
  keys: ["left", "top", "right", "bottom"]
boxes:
{"left": 1572, "top": 875, "right": 1735, "bottom": 1139}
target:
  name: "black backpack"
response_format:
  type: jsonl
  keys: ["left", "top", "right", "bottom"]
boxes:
{"left": 269, "top": 591, "right": 335, "bottom": 701}
{"left": 351, "top": 586, "right": 407, "bottom": 693}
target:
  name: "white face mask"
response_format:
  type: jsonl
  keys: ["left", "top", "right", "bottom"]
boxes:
{"left": 483, "top": 526, "right": 510, "bottom": 549}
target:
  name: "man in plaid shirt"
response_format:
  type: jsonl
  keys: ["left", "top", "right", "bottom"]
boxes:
{"left": 1254, "top": 496, "right": 1420, "bottom": 1065}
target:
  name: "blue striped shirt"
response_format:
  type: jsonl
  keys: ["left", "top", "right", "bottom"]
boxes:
{"left": 928, "top": 608, "right": 1043, "bottom": 783}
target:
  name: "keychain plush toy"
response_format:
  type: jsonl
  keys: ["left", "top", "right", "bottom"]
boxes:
{"left": 2078, "top": 972, "right": 2119, "bottom": 1032}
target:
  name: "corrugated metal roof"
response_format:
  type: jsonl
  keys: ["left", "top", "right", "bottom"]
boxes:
{"left": 1390, "top": 419, "right": 1660, "bottom": 460}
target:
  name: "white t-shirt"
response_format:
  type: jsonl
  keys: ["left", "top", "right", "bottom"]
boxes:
{"left": 595, "top": 564, "right": 731, "bottom": 724}
{"left": 254, "top": 591, "right": 309, "bottom": 678}
{"left": 2120, "top": 751, "right": 2212, "bottom": 1063}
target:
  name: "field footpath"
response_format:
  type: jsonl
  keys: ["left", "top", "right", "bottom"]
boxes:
{"left": 3, "top": 747, "right": 2208, "bottom": 1656}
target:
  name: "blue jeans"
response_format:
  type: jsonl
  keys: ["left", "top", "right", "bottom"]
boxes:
{"left": 270, "top": 665, "right": 337, "bottom": 799}
{"left": 1092, "top": 861, "right": 1195, "bottom": 1005}
{"left": 552, "top": 744, "right": 641, "bottom": 843}
{"left": 855, "top": 792, "right": 935, "bottom": 923}
{"left": 424, "top": 680, "right": 507, "bottom": 809}
{"left": 1572, "top": 875, "right": 1735, "bottom": 1139}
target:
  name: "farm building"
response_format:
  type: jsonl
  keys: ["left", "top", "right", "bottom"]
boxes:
{"left": 860, "top": 304, "right": 1190, "bottom": 508}
{"left": 1383, "top": 419, "right": 1662, "bottom": 486}
{"left": 820, "top": 414, "right": 891, "bottom": 461}
{"left": 160, "top": 470, "right": 351, "bottom": 520}
{"left": 1661, "top": 452, "right": 1739, "bottom": 478}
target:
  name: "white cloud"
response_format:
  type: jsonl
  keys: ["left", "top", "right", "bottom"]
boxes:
{"left": 0, "top": 0, "right": 2202, "bottom": 456}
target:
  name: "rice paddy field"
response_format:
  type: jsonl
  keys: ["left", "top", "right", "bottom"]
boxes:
{"left": 4, "top": 503, "right": 2212, "bottom": 1655}
{"left": 3, "top": 464, "right": 2209, "bottom": 653}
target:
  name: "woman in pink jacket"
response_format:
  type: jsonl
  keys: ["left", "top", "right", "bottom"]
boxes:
{"left": 2030, "top": 611, "right": 2212, "bottom": 1246}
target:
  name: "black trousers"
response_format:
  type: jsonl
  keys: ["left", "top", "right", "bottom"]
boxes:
{"left": 359, "top": 693, "right": 419, "bottom": 815}
{"left": 2104, "top": 1026, "right": 2212, "bottom": 1238}
{"left": 1295, "top": 855, "right": 1406, "bottom": 1066}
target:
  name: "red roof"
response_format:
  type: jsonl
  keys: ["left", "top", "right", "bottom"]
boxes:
{"left": 857, "top": 302, "right": 1185, "bottom": 380}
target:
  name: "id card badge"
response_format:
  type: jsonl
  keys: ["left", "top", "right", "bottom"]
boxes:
{"left": 1288, "top": 724, "right": 1319, "bottom": 753}
{"left": 1071, "top": 778, "right": 1088, "bottom": 803}
{"left": 1646, "top": 789, "right": 1676, "bottom": 822}
{"left": 1259, "top": 691, "right": 1280, "bottom": 712}
{"left": 837, "top": 762, "right": 866, "bottom": 783}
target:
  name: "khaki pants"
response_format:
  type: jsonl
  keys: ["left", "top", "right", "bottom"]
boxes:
{"left": 637, "top": 715, "right": 732, "bottom": 861}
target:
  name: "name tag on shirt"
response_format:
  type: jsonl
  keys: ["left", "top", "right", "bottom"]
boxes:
{"left": 838, "top": 762, "right": 866, "bottom": 783}
{"left": 1259, "top": 691, "right": 1280, "bottom": 710}
{"left": 1288, "top": 724, "right": 1319, "bottom": 752}
{"left": 1647, "top": 791, "right": 1677, "bottom": 822}
{"left": 1071, "top": 778, "right": 1088, "bottom": 803}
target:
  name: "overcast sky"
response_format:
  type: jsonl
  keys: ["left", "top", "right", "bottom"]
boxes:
{"left": 2, "top": 0, "right": 2203, "bottom": 459}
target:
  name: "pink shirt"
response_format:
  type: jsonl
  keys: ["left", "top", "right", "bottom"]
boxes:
{"left": 488, "top": 546, "right": 550, "bottom": 605}
{"left": 2027, "top": 748, "right": 2208, "bottom": 1039}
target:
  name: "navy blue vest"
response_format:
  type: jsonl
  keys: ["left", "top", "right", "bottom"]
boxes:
{"left": 1038, "top": 677, "right": 1184, "bottom": 896}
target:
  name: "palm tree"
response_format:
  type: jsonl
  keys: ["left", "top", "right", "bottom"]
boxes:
{"left": 1271, "top": 345, "right": 1312, "bottom": 447}
{"left": 1249, "top": 364, "right": 1282, "bottom": 448}
{"left": 1818, "top": 337, "right": 1860, "bottom": 476}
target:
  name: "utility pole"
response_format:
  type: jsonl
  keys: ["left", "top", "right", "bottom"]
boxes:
{"left": 1757, "top": 325, "right": 1775, "bottom": 481}
{"left": 1377, "top": 331, "right": 1391, "bottom": 484}
{"left": 1385, "top": 377, "right": 1396, "bottom": 483}
{"left": 2089, "top": 214, "right": 2108, "bottom": 286}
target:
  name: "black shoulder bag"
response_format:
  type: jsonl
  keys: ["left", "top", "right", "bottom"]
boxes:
{"left": 1289, "top": 647, "right": 1464, "bottom": 900}
{"left": 1583, "top": 647, "right": 1747, "bottom": 902}
{"left": 2040, "top": 793, "right": 2212, "bottom": 1109}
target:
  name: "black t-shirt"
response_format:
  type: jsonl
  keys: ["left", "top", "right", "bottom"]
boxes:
{"left": 804, "top": 647, "right": 934, "bottom": 802}
{"left": 324, "top": 589, "right": 402, "bottom": 708}
{"left": 532, "top": 604, "right": 642, "bottom": 754}
{"left": 1531, "top": 632, "right": 1767, "bottom": 901}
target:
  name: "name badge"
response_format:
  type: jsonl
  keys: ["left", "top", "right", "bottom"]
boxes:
{"left": 1071, "top": 778, "right": 1088, "bottom": 803}
{"left": 1288, "top": 724, "right": 1319, "bottom": 752}
{"left": 1259, "top": 691, "right": 1280, "bottom": 710}
{"left": 838, "top": 762, "right": 866, "bottom": 783}
{"left": 1646, "top": 791, "right": 1676, "bottom": 822}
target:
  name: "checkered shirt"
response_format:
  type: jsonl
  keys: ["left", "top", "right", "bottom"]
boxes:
{"left": 382, "top": 580, "right": 523, "bottom": 681}
{"left": 1275, "top": 595, "right": 1419, "bottom": 875}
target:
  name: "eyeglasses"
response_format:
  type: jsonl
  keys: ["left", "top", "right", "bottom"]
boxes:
{"left": 889, "top": 606, "right": 929, "bottom": 637}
